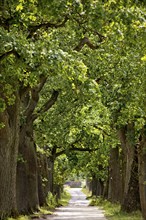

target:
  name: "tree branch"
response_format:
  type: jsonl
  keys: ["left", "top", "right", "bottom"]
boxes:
{"left": 38, "top": 90, "right": 59, "bottom": 113}
{"left": 27, "top": 15, "right": 69, "bottom": 38}
{"left": 93, "top": 124, "right": 110, "bottom": 136}
{"left": 24, "top": 75, "right": 47, "bottom": 121}
{"left": 93, "top": 30, "right": 106, "bottom": 42}
{"left": 32, "top": 90, "right": 59, "bottom": 121}
{"left": 0, "top": 49, "right": 20, "bottom": 62}
{"left": 70, "top": 145, "right": 93, "bottom": 152}
{"left": 74, "top": 37, "right": 99, "bottom": 51}
{"left": 56, "top": 150, "right": 66, "bottom": 158}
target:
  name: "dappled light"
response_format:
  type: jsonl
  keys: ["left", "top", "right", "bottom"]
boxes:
{"left": 47, "top": 188, "right": 106, "bottom": 220}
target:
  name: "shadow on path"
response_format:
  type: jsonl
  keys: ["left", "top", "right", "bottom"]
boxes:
{"left": 47, "top": 188, "right": 107, "bottom": 220}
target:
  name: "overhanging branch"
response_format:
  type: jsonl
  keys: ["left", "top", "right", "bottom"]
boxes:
{"left": 56, "top": 150, "right": 66, "bottom": 158}
{"left": 0, "top": 49, "right": 20, "bottom": 62}
{"left": 32, "top": 90, "right": 59, "bottom": 121}
{"left": 27, "top": 15, "right": 69, "bottom": 38}
{"left": 74, "top": 37, "right": 99, "bottom": 51}
{"left": 38, "top": 90, "right": 59, "bottom": 113}
{"left": 25, "top": 75, "right": 47, "bottom": 121}
{"left": 70, "top": 146, "right": 93, "bottom": 152}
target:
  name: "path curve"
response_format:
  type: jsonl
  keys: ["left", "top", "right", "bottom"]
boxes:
{"left": 47, "top": 188, "right": 107, "bottom": 220}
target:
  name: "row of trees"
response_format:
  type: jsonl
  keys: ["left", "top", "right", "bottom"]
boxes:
{"left": 0, "top": 0, "right": 146, "bottom": 219}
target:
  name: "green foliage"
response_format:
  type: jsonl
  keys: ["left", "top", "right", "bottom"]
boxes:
{"left": 90, "top": 197, "right": 143, "bottom": 220}
{"left": 58, "top": 190, "right": 71, "bottom": 206}
{"left": 54, "top": 155, "right": 70, "bottom": 186}
{"left": 36, "top": 207, "right": 52, "bottom": 216}
{"left": 82, "top": 187, "right": 92, "bottom": 197}
{"left": 46, "top": 192, "right": 57, "bottom": 210}
{"left": 1, "top": 1, "right": 146, "bottom": 217}
{"left": 7, "top": 216, "right": 30, "bottom": 220}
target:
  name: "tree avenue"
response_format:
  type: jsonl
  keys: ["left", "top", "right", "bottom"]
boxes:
{"left": 0, "top": 0, "right": 146, "bottom": 219}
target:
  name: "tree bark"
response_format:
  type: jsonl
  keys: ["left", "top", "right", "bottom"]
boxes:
{"left": 91, "top": 175, "right": 98, "bottom": 197}
{"left": 108, "top": 146, "right": 122, "bottom": 203}
{"left": 138, "top": 131, "right": 146, "bottom": 219}
{"left": 118, "top": 127, "right": 134, "bottom": 198}
{"left": 121, "top": 146, "right": 140, "bottom": 212}
{"left": 118, "top": 125, "right": 140, "bottom": 212}
{"left": 91, "top": 175, "right": 104, "bottom": 197}
{"left": 16, "top": 120, "right": 39, "bottom": 214}
{"left": 37, "top": 153, "right": 49, "bottom": 206}
{"left": 48, "top": 156, "right": 55, "bottom": 194}
{"left": 86, "top": 178, "right": 92, "bottom": 192}
{"left": 0, "top": 93, "right": 20, "bottom": 218}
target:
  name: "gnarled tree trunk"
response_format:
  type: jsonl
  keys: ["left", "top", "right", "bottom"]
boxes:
{"left": 138, "top": 131, "right": 146, "bottom": 219}
{"left": 38, "top": 153, "right": 49, "bottom": 206}
{"left": 108, "top": 146, "right": 122, "bottom": 203}
{"left": 16, "top": 120, "right": 39, "bottom": 214}
{"left": 118, "top": 125, "right": 140, "bottom": 212}
{"left": 16, "top": 82, "right": 59, "bottom": 213}
{"left": 121, "top": 146, "right": 140, "bottom": 212}
{"left": 0, "top": 94, "right": 20, "bottom": 218}
{"left": 48, "top": 156, "right": 55, "bottom": 194}
{"left": 91, "top": 174, "right": 104, "bottom": 197}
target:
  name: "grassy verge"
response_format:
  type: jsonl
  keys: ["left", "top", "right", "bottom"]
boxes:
{"left": 90, "top": 197, "right": 143, "bottom": 220}
{"left": 8, "top": 189, "right": 71, "bottom": 220}
{"left": 32, "top": 189, "right": 71, "bottom": 218}
{"left": 82, "top": 187, "right": 92, "bottom": 197}
{"left": 7, "top": 216, "right": 31, "bottom": 220}
{"left": 58, "top": 189, "right": 71, "bottom": 206}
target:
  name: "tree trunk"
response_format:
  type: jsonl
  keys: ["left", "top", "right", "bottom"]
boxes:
{"left": 108, "top": 146, "right": 122, "bottom": 203}
{"left": 37, "top": 153, "right": 49, "bottom": 206}
{"left": 118, "top": 127, "right": 133, "bottom": 198}
{"left": 86, "top": 178, "right": 92, "bottom": 192}
{"left": 0, "top": 94, "right": 20, "bottom": 218}
{"left": 91, "top": 175, "right": 103, "bottom": 197}
{"left": 138, "top": 131, "right": 146, "bottom": 219}
{"left": 54, "top": 184, "right": 62, "bottom": 201}
{"left": 16, "top": 87, "right": 59, "bottom": 213}
{"left": 118, "top": 127, "right": 135, "bottom": 197}
{"left": 121, "top": 147, "right": 140, "bottom": 212}
{"left": 48, "top": 157, "right": 55, "bottom": 194}
{"left": 16, "top": 120, "right": 39, "bottom": 214}
{"left": 97, "top": 179, "right": 104, "bottom": 197}
{"left": 118, "top": 126, "right": 140, "bottom": 212}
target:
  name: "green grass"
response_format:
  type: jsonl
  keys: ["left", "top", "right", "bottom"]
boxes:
{"left": 6, "top": 189, "right": 71, "bottom": 220}
{"left": 58, "top": 189, "right": 71, "bottom": 206}
{"left": 90, "top": 197, "right": 143, "bottom": 220}
{"left": 33, "top": 188, "right": 71, "bottom": 217}
{"left": 7, "top": 216, "right": 30, "bottom": 220}
{"left": 82, "top": 187, "right": 92, "bottom": 198}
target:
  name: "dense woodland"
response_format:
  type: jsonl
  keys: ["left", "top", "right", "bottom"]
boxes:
{"left": 0, "top": 0, "right": 146, "bottom": 219}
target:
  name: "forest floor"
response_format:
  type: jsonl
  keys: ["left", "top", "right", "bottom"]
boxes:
{"left": 46, "top": 188, "right": 107, "bottom": 220}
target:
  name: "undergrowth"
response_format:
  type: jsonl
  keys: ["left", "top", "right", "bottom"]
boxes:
{"left": 7, "top": 189, "right": 71, "bottom": 220}
{"left": 7, "top": 216, "right": 30, "bottom": 220}
{"left": 82, "top": 187, "right": 92, "bottom": 198}
{"left": 90, "top": 196, "right": 143, "bottom": 220}
{"left": 58, "top": 189, "right": 71, "bottom": 206}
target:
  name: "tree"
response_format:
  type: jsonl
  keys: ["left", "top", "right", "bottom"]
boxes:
{"left": 0, "top": 0, "right": 105, "bottom": 217}
{"left": 95, "top": 0, "right": 146, "bottom": 213}
{"left": 1, "top": 0, "right": 146, "bottom": 218}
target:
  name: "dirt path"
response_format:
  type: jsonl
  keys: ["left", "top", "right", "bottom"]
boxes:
{"left": 47, "top": 188, "right": 107, "bottom": 220}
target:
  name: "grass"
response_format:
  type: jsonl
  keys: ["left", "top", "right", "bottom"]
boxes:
{"left": 90, "top": 196, "right": 143, "bottom": 220}
{"left": 32, "top": 189, "right": 71, "bottom": 218}
{"left": 6, "top": 189, "right": 71, "bottom": 220}
{"left": 82, "top": 187, "right": 92, "bottom": 198}
{"left": 58, "top": 189, "right": 71, "bottom": 206}
{"left": 7, "top": 216, "right": 30, "bottom": 220}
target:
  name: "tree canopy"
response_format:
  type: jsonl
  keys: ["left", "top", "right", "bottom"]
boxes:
{"left": 0, "top": 0, "right": 146, "bottom": 218}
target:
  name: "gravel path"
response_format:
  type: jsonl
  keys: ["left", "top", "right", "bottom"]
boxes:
{"left": 47, "top": 188, "right": 107, "bottom": 220}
